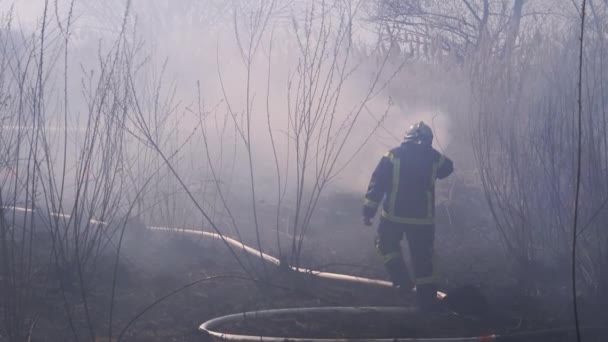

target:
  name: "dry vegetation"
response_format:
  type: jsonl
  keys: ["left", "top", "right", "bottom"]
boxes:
{"left": 1, "top": 0, "right": 607, "bottom": 341}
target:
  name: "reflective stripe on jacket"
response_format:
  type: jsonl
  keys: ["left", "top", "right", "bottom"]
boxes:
{"left": 363, "top": 142, "right": 453, "bottom": 224}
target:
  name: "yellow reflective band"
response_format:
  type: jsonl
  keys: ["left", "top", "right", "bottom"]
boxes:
{"left": 382, "top": 251, "right": 402, "bottom": 264}
{"left": 426, "top": 155, "right": 443, "bottom": 219}
{"left": 416, "top": 249, "right": 439, "bottom": 285}
{"left": 383, "top": 151, "right": 394, "bottom": 161}
{"left": 381, "top": 210, "right": 434, "bottom": 225}
{"left": 415, "top": 275, "right": 438, "bottom": 285}
{"left": 388, "top": 157, "right": 400, "bottom": 216}
{"left": 364, "top": 198, "right": 379, "bottom": 208}
{"left": 426, "top": 191, "right": 433, "bottom": 219}
{"left": 430, "top": 155, "right": 445, "bottom": 186}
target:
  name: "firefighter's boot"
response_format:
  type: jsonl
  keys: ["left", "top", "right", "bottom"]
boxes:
{"left": 384, "top": 254, "right": 413, "bottom": 290}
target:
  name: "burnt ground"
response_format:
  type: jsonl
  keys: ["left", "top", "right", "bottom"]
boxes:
{"left": 3, "top": 184, "right": 607, "bottom": 341}
{"left": 9, "top": 226, "right": 415, "bottom": 342}
{"left": 8, "top": 219, "right": 605, "bottom": 342}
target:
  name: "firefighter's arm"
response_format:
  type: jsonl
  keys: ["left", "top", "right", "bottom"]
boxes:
{"left": 363, "top": 152, "right": 393, "bottom": 221}
{"left": 436, "top": 155, "right": 454, "bottom": 179}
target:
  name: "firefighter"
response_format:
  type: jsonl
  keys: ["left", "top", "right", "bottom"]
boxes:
{"left": 363, "top": 121, "right": 453, "bottom": 309}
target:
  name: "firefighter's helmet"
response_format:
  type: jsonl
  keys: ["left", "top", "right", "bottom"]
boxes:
{"left": 404, "top": 121, "right": 433, "bottom": 145}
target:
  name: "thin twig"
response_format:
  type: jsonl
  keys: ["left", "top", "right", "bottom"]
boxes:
{"left": 571, "top": 1, "right": 586, "bottom": 341}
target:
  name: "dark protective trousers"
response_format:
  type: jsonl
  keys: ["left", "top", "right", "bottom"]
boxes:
{"left": 376, "top": 219, "right": 437, "bottom": 306}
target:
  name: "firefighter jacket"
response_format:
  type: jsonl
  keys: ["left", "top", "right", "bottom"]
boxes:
{"left": 363, "top": 142, "right": 453, "bottom": 225}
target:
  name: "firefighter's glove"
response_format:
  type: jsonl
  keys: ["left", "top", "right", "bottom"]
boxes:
{"left": 363, "top": 217, "right": 373, "bottom": 226}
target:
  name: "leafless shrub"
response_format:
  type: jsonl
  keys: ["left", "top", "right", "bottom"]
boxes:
{"left": 186, "top": 0, "right": 405, "bottom": 271}
{"left": 471, "top": 2, "right": 608, "bottom": 296}
{"left": 370, "top": 0, "right": 537, "bottom": 63}
{"left": 0, "top": 1, "right": 159, "bottom": 339}
{"left": 370, "top": 0, "right": 608, "bottom": 298}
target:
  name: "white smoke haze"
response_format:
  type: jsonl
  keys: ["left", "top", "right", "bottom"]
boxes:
{"left": 0, "top": 0, "right": 476, "bottom": 236}
{"left": 129, "top": 2, "right": 412, "bottom": 196}
{"left": 2, "top": 1, "right": 601, "bottom": 267}
{"left": 4, "top": 3, "right": 608, "bottom": 340}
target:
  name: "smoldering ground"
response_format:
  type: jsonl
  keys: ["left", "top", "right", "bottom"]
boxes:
{"left": 1, "top": 1, "right": 607, "bottom": 341}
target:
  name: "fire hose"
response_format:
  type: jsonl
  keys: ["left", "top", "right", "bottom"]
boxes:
{"left": 4, "top": 207, "right": 603, "bottom": 341}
